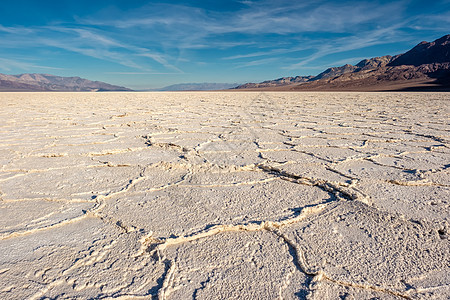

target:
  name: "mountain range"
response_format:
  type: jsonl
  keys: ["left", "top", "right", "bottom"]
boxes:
{"left": 0, "top": 73, "right": 131, "bottom": 92}
{"left": 151, "top": 82, "right": 238, "bottom": 91}
{"left": 235, "top": 34, "right": 450, "bottom": 91}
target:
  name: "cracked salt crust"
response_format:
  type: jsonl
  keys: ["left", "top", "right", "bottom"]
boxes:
{"left": 0, "top": 92, "right": 449, "bottom": 299}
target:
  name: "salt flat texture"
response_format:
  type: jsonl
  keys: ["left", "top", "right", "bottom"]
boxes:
{"left": 0, "top": 92, "right": 448, "bottom": 299}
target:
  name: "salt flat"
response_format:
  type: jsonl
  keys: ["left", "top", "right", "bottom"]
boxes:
{"left": 0, "top": 92, "right": 448, "bottom": 299}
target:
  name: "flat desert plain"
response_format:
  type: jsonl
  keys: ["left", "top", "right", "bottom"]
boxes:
{"left": 0, "top": 92, "right": 448, "bottom": 299}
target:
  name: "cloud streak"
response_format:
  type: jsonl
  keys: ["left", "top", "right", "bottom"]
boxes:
{"left": 233, "top": 57, "right": 279, "bottom": 69}
{"left": 73, "top": 0, "right": 427, "bottom": 70}
{"left": 0, "top": 58, "right": 63, "bottom": 72}
{"left": 285, "top": 22, "right": 411, "bottom": 70}
{"left": 105, "top": 72, "right": 184, "bottom": 75}
{"left": 0, "top": 24, "right": 184, "bottom": 73}
{"left": 80, "top": 1, "right": 408, "bottom": 41}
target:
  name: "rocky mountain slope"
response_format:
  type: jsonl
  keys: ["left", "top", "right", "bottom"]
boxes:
{"left": 235, "top": 34, "right": 450, "bottom": 91}
{"left": 235, "top": 75, "right": 313, "bottom": 89}
{"left": 0, "top": 73, "right": 132, "bottom": 91}
{"left": 388, "top": 34, "right": 450, "bottom": 66}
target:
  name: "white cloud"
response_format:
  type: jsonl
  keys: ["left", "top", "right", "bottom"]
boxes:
{"left": 285, "top": 23, "right": 410, "bottom": 70}
{"left": 0, "top": 58, "right": 63, "bottom": 72}
{"left": 233, "top": 57, "right": 279, "bottom": 68}
{"left": 0, "top": 25, "right": 34, "bottom": 34}
{"left": 0, "top": 25, "right": 184, "bottom": 73}
{"left": 81, "top": 1, "right": 406, "bottom": 36}
{"left": 104, "top": 72, "right": 184, "bottom": 75}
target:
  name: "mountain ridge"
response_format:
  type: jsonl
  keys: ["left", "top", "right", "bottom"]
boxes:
{"left": 151, "top": 82, "right": 238, "bottom": 91}
{"left": 0, "top": 73, "right": 132, "bottom": 91}
{"left": 234, "top": 34, "right": 450, "bottom": 91}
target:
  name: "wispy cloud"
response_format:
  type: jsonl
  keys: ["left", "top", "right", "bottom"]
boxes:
{"left": 72, "top": 0, "right": 420, "bottom": 71}
{"left": 0, "top": 25, "right": 34, "bottom": 34}
{"left": 81, "top": 1, "right": 407, "bottom": 39}
{"left": 138, "top": 53, "right": 183, "bottom": 73}
{"left": 407, "top": 11, "right": 450, "bottom": 32}
{"left": 285, "top": 23, "right": 410, "bottom": 70}
{"left": 223, "top": 49, "right": 289, "bottom": 60}
{"left": 43, "top": 26, "right": 183, "bottom": 72}
{"left": 233, "top": 57, "right": 279, "bottom": 68}
{"left": 0, "top": 25, "right": 184, "bottom": 73}
{"left": 105, "top": 72, "right": 184, "bottom": 75}
{"left": 0, "top": 58, "right": 63, "bottom": 72}
{"left": 222, "top": 46, "right": 311, "bottom": 60}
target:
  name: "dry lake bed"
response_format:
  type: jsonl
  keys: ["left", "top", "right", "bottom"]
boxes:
{"left": 0, "top": 92, "right": 449, "bottom": 299}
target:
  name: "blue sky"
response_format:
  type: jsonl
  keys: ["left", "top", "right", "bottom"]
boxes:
{"left": 0, "top": 0, "right": 449, "bottom": 89}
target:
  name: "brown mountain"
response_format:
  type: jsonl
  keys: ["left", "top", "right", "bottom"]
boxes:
{"left": 288, "top": 62, "right": 450, "bottom": 91}
{"left": 234, "top": 34, "right": 450, "bottom": 91}
{"left": 388, "top": 34, "right": 450, "bottom": 66}
{"left": 356, "top": 55, "right": 399, "bottom": 69}
{"left": 313, "top": 64, "right": 359, "bottom": 80}
{"left": 0, "top": 73, "right": 132, "bottom": 91}
{"left": 235, "top": 75, "right": 313, "bottom": 89}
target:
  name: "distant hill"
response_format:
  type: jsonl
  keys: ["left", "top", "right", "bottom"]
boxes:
{"left": 154, "top": 82, "right": 238, "bottom": 91}
{"left": 0, "top": 73, "right": 132, "bottom": 91}
{"left": 234, "top": 34, "right": 450, "bottom": 91}
{"left": 235, "top": 76, "right": 313, "bottom": 89}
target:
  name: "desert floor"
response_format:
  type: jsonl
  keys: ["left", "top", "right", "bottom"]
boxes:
{"left": 0, "top": 92, "right": 448, "bottom": 299}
